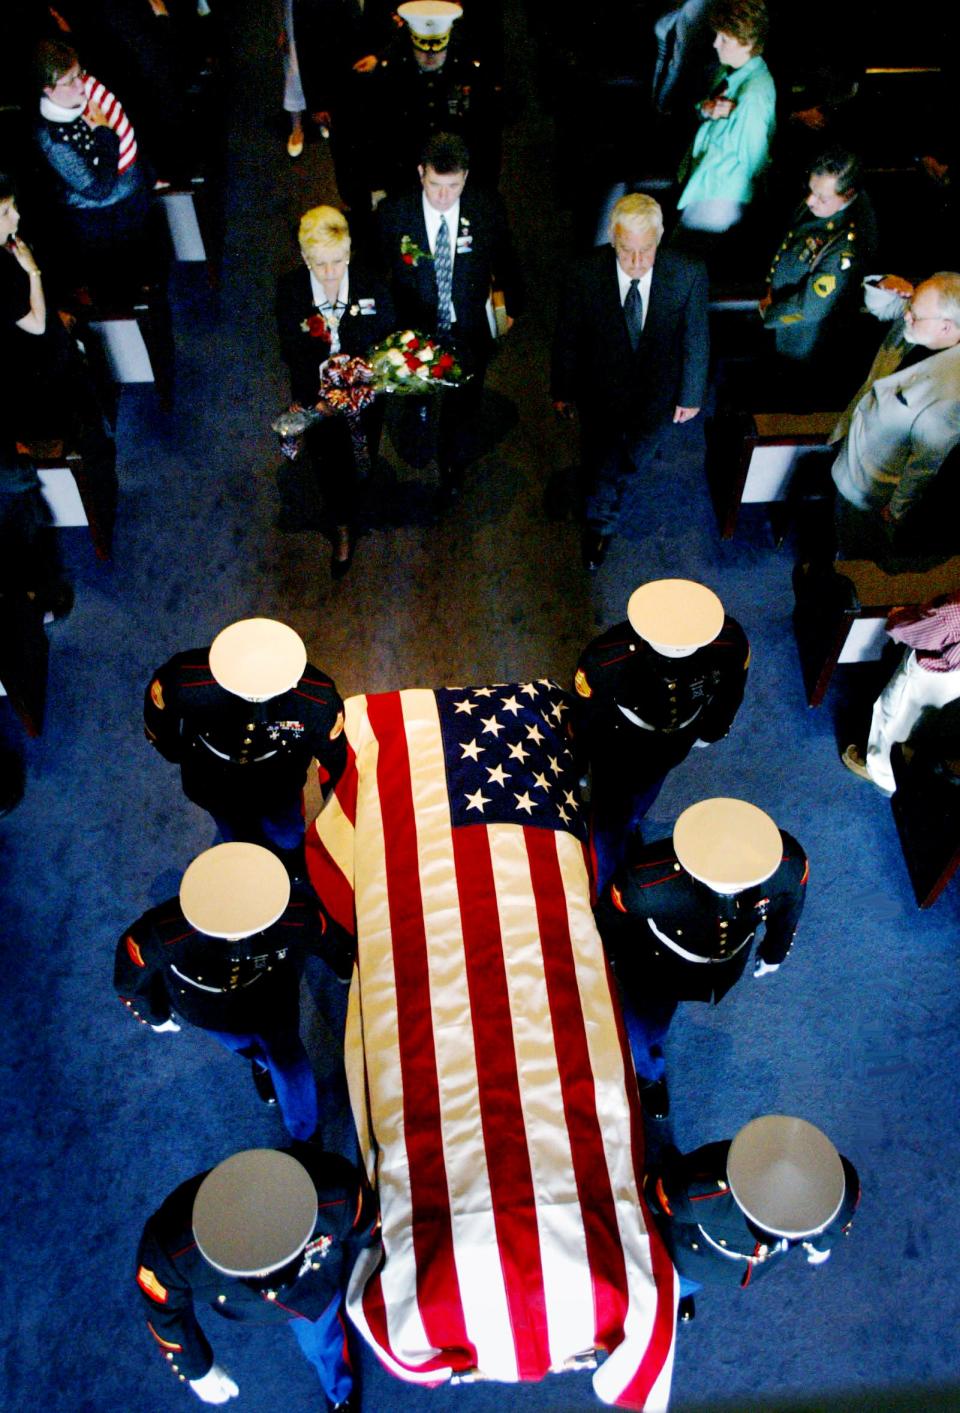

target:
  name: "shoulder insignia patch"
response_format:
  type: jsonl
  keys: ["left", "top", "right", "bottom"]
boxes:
{"left": 149, "top": 679, "right": 165, "bottom": 710}
{"left": 126, "top": 935, "right": 146, "bottom": 968}
{"left": 813, "top": 274, "right": 837, "bottom": 298}
{"left": 574, "top": 668, "right": 592, "bottom": 698}
{"left": 137, "top": 1266, "right": 168, "bottom": 1303}
{"left": 329, "top": 710, "right": 345, "bottom": 740}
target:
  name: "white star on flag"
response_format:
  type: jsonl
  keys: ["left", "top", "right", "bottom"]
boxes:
{"left": 514, "top": 791, "right": 535, "bottom": 815}
{"left": 481, "top": 715, "right": 505, "bottom": 737}
{"left": 525, "top": 723, "right": 544, "bottom": 744}
{"left": 532, "top": 771, "right": 550, "bottom": 791}
{"left": 486, "top": 764, "right": 510, "bottom": 787}
{"left": 507, "top": 741, "right": 529, "bottom": 763}
{"left": 454, "top": 699, "right": 478, "bottom": 715}
{"left": 465, "top": 789, "right": 490, "bottom": 812}
{"left": 500, "top": 695, "right": 521, "bottom": 716}
{"left": 460, "top": 739, "right": 484, "bottom": 761}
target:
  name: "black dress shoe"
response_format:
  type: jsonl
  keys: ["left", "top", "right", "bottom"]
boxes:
{"left": 639, "top": 1077, "right": 669, "bottom": 1120}
{"left": 251, "top": 1062, "right": 277, "bottom": 1105}
{"left": 580, "top": 530, "right": 610, "bottom": 571}
{"left": 678, "top": 1296, "right": 696, "bottom": 1323}
{"left": 330, "top": 526, "right": 354, "bottom": 580}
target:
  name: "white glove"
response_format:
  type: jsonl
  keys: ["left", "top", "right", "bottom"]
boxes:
{"left": 189, "top": 1365, "right": 239, "bottom": 1404}
{"left": 151, "top": 1017, "right": 182, "bottom": 1033}
{"left": 692, "top": 738, "right": 710, "bottom": 749}
{"left": 753, "top": 958, "right": 780, "bottom": 978}
{"left": 802, "top": 1243, "right": 831, "bottom": 1266}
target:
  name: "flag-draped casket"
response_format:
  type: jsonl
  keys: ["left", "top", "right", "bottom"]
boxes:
{"left": 307, "top": 681, "right": 676, "bottom": 1409}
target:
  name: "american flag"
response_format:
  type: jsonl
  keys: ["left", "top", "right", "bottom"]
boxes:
{"left": 307, "top": 682, "right": 676, "bottom": 1410}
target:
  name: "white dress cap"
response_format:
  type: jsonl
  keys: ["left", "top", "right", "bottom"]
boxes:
{"left": 193, "top": 1149, "right": 318, "bottom": 1276}
{"left": 626, "top": 578, "right": 724, "bottom": 654}
{"left": 726, "top": 1115, "right": 846, "bottom": 1239}
{"left": 179, "top": 843, "right": 291, "bottom": 939}
{"left": 673, "top": 797, "right": 782, "bottom": 893}
{"left": 398, "top": 0, "right": 463, "bottom": 40}
{"left": 208, "top": 617, "right": 307, "bottom": 702}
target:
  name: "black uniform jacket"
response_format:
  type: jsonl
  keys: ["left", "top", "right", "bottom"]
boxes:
{"left": 135, "top": 1145, "right": 379, "bottom": 1381}
{"left": 143, "top": 650, "right": 346, "bottom": 809}
{"left": 573, "top": 615, "right": 750, "bottom": 762}
{"left": 378, "top": 187, "right": 524, "bottom": 362}
{"left": 275, "top": 262, "right": 396, "bottom": 407}
{"left": 597, "top": 829, "right": 808, "bottom": 1003}
{"left": 114, "top": 885, "right": 333, "bottom": 1030}
{"left": 645, "top": 1141, "right": 860, "bottom": 1287}
{"left": 551, "top": 246, "right": 709, "bottom": 439}
{"left": 363, "top": 39, "right": 502, "bottom": 195}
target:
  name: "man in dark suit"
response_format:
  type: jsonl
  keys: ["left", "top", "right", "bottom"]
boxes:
{"left": 378, "top": 130, "right": 523, "bottom": 497}
{"left": 552, "top": 192, "right": 709, "bottom": 568}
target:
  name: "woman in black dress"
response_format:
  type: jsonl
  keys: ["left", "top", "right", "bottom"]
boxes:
{"left": 276, "top": 204, "right": 395, "bottom": 577}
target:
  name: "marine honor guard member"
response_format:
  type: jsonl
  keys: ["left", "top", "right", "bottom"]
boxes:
{"left": 597, "top": 798, "right": 808, "bottom": 1118}
{"left": 572, "top": 579, "right": 750, "bottom": 891}
{"left": 144, "top": 617, "right": 346, "bottom": 871}
{"left": 644, "top": 1115, "right": 860, "bottom": 1320}
{"left": 364, "top": 0, "right": 500, "bottom": 204}
{"left": 135, "top": 1146, "right": 378, "bottom": 1410}
{"left": 114, "top": 843, "right": 349, "bottom": 1140}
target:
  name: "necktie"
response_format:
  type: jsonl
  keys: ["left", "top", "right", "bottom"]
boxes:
{"left": 624, "top": 278, "right": 643, "bottom": 351}
{"left": 434, "top": 216, "right": 453, "bottom": 334}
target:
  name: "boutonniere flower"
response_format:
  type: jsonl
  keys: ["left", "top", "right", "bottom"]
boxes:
{"left": 300, "top": 312, "right": 331, "bottom": 341}
{"left": 349, "top": 304, "right": 360, "bottom": 317}
{"left": 400, "top": 234, "right": 432, "bottom": 267}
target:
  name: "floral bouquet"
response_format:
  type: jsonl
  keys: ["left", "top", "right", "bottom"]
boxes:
{"left": 367, "top": 330, "right": 467, "bottom": 394}
{"left": 272, "top": 354, "right": 377, "bottom": 466}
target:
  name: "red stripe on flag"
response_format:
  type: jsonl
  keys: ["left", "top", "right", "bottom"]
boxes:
{"left": 452, "top": 825, "right": 550, "bottom": 1379}
{"left": 306, "top": 740, "right": 357, "bottom": 933}
{"left": 525, "top": 828, "right": 630, "bottom": 1347}
{"left": 331, "top": 739, "right": 358, "bottom": 828}
{"left": 306, "top": 833, "right": 355, "bottom": 935}
{"left": 364, "top": 692, "right": 477, "bottom": 1368}
{"left": 601, "top": 922, "right": 677, "bottom": 1407}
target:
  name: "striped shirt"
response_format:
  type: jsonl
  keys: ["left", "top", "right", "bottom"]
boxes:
{"left": 83, "top": 74, "right": 138, "bottom": 172}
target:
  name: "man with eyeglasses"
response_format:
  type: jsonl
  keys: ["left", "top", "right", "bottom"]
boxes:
{"left": 828, "top": 271, "right": 960, "bottom": 560}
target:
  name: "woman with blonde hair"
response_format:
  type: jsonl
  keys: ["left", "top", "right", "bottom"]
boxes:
{"left": 276, "top": 206, "right": 394, "bottom": 577}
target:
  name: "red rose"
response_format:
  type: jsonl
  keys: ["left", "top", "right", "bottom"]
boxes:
{"left": 402, "top": 253, "right": 414, "bottom": 265}
{"left": 436, "top": 353, "right": 455, "bottom": 372}
{"left": 306, "top": 314, "right": 330, "bottom": 340}
{"left": 407, "top": 338, "right": 419, "bottom": 351}
{"left": 404, "top": 354, "right": 420, "bottom": 370}
{"left": 431, "top": 364, "right": 444, "bottom": 378}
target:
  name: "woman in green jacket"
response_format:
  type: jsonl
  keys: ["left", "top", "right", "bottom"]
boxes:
{"left": 677, "top": 0, "right": 775, "bottom": 233}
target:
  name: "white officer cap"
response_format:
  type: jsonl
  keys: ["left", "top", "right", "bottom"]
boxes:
{"left": 673, "top": 797, "right": 782, "bottom": 893}
{"left": 726, "top": 1115, "right": 846, "bottom": 1239}
{"left": 192, "top": 1149, "right": 318, "bottom": 1276}
{"left": 627, "top": 579, "right": 724, "bottom": 658}
{"left": 398, "top": 0, "right": 462, "bottom": 48}
{"left": 179, "top": 842, "right": 291, "bottom": 939}
{"left": 209, "top": 617, "right": 307, "bottom": 703}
